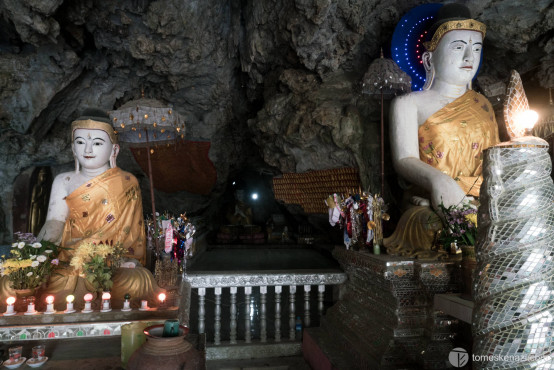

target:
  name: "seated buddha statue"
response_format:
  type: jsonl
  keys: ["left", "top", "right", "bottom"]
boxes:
{"left": 33, "top": 109, "right": 164, "bottom": 309}
{"left": 384, "top": 4, "right": 500, "bottom": 257}
{"left": 226, "top": 189, "right": 253, "bottom": 226}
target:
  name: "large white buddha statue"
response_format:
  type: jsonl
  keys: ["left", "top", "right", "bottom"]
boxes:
{"left": 34, "top": 109, "right": 164, "bottom": 308}
{"left": 384, "top": 4, "right": 500, "bottom": 257}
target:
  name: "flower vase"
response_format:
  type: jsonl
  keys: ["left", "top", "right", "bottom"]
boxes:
{"left": 14, "top": 288, "right": 36, "bottom": 299}
{"left": 460, "top": 245, "right": 476, "bottom": 300}
{"left": 127, "top": 324, "right": 202, "bottom": 370}
{"left": 13, "top": 288, "right": 37, "bottom": 310}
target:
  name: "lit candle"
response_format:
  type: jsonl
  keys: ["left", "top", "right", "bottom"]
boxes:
{"left": 4, "top": 297, "right": 16, "bottom": 316}
{"left": 158, "top": 293, "right": 166, "bottom": 307}
{"left": 82, "top": 293, "right": 93, "bottom": 313}
{"left": 64, "top": 295, "right": 75, "bottom": 313}
{"left": 121, "top": 293, "right": 132, "bottom": 312}
{"left": 24, "top": 296, "right": 37, "bottom": 315}
{"left": 44, "top": 295, "right": 56, "bottom": 314}
{"left": 101, "top": 292, "right": 111, "bottom": 312}
{"left": 139, "top": 299, "right": 149, "bottom": 311}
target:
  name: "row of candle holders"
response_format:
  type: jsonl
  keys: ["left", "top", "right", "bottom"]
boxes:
{"left": 3, "top": 293, "right": 167, "bottom": 316}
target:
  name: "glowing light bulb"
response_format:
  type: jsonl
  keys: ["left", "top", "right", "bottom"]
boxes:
{"left": 4, "top": 296, "right": 16, "bottom": 316}
{"left": 44, "top": 295, "right": 56, "bottom": 314}
{"left": 101, "top": 292, "right": 112, "bottom": 312}
{"left": 251, "top": 193, "right": 258, "bottom": 200}
{"left": 514, "top": 110, "right": 539, "bottom": 134}
{"left": 64, "top": 294, "right": 76, "bottom": 313}
{"left": 82, "top": 293, "right": 94, "bottom": 313}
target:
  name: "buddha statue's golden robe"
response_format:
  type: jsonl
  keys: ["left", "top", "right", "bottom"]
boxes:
{"left": 385, "top": 90, "right": 499, "bottom": 257}
{"left": 59, "top": 167, "right": 145, "bottom": 263}
{"left": 44, "top": 167, "right": 163, "bottom": 308}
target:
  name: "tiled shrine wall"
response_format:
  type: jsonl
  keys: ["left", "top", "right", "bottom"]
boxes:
{"left": 321, "top": 248, "right": 462, "bottom": 369}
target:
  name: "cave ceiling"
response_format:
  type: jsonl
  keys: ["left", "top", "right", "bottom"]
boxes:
{"left": 0, "top": 0, "right": 552, "bottom": 229}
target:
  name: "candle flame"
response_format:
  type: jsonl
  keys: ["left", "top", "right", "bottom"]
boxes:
{"left": 6, "top": 297, "right": 15, "bottom": 305}
{"left": 46, "top": 295, "right": 54, "bottom": 304}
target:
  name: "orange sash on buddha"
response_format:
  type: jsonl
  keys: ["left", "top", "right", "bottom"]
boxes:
{"left": 60, "top": 167, "right": 146, "bottom": 265}
{"left": 418, "top": 90, "right": 499, "bottom": 197}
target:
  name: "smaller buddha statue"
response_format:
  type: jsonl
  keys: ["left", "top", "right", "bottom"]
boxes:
{"left": 35, "top": 109, "right": 164, "bottom": 309}
{"left": 28, "top": 167, "right": 52, "bottom": 236}
{"left": 226, "top": 189, "right": 253, "bottom": 226}
{"left": 384, "top": 4, "right": 500, "bottom": 257}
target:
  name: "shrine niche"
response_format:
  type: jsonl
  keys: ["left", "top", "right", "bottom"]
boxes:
{"left": 12, "top": 167, "right": 52, "bottom": 237}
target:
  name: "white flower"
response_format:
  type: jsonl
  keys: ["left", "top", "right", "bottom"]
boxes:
{"left": 30, "top": 255, "right": 37, "bottom": 260}
{"left": 44, "top": 250, "right": 53, "bottom": 254}
{"left": 31, "top": 261, "right": 39, "bottom": 268}
{"left": 37, "top": 255, "right": 47, "bottom": 263}
{"left": 27, "top": 271, "right": 33, "bottom": 276}
{"left": 11, "top": 243, "right": 18, "bottom": 248}
{"left": 17, "top": 242, "right": 25, "bottom": 249}
{"left": 32, "top": 242, "right": 42, "bottom": 249}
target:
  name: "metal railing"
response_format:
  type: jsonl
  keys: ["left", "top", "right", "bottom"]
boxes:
{"left": 184, "top": 270, "right": 347, "bottom": 348}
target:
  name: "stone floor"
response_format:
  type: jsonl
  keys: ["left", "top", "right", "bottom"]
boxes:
{"left": 206, "top": 356, "right": 311, "bottom": 370}
{"left": 188, "top": 244, "right": 340, "bottom": 272}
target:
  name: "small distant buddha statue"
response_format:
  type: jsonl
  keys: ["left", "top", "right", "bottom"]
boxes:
{"left": 33, "top": 109, "right": 164, "bottom": 308}
{"left": 226, "top": 189, "right": 253, "bottom": 226}
{"left": 384, "top": 4, "right": 499, "bottom": 257}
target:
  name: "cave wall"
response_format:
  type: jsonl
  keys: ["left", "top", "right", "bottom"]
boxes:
{"left": 0, "top": 0, "right": 552, "bottom": 243}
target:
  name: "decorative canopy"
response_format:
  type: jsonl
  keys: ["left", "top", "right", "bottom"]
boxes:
{"left": 361, "top": 50, "right": 411, "bottom": 96}
{"left": 108, "top": 98, "right": 185, "bottom": 146}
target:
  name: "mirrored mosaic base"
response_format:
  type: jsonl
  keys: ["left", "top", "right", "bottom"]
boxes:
{"left": 323, "top": 249, "right": 461, "bottom": 368}
{"left": 474, "top": 142, "right": 554, "bottom": 369}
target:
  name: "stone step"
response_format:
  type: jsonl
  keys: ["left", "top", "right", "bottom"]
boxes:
{"left": 206, "top": 341, "right": 301, "bottom": 361}
{"left": 207, "top": 355, "right": 310, "bottom": 370}
{"left": 303, "top": 327, "right": 375, "bottom": 370}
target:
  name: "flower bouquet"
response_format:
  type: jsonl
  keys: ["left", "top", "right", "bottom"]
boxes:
{"left": 70, "top": 240, "right": 125, "bottom": 292}
{"left": 0, "top": 232, "right": 61, "bottom": 291}
{"left": 437, "top": 202, "right": 478, "bottom": 250}
{"left": 437, "top": 202, "right": 478, "bottom": 297}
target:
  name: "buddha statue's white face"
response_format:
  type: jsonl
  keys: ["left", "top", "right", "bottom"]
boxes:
{"left": 426, "top": 29, "right": 483, "bottom": 87}
{"left": 73, "top": 128, "right": 116, "bottom": 171}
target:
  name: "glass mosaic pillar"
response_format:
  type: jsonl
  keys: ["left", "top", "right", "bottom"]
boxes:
{"left": 473, "top": 137, "right": 554, "bottom": 368}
